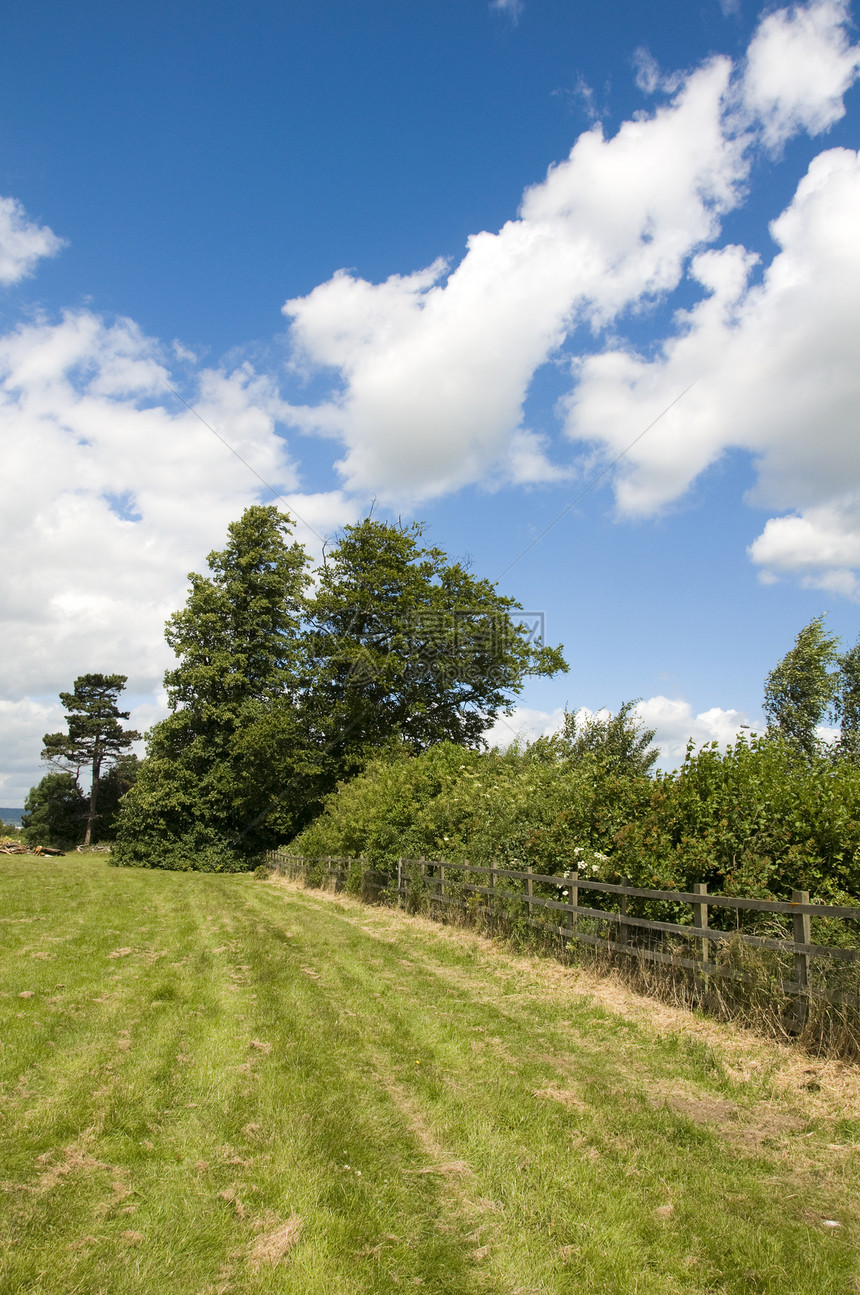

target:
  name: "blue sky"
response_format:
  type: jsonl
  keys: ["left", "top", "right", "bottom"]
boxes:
{"left": 1, "top": 0, "right": 859, "bottom": 802}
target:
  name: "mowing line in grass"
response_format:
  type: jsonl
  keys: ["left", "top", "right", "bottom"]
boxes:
{"left": 1, "top": 857, "right": 859, "bottom": 1294}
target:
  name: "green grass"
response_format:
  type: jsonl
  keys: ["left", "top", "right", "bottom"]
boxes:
{"left": 2, "top": 856, "right": 859, "bottom": 1294}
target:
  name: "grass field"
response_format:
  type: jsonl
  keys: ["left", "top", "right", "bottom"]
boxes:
{"left": 1, "top": 856, "right": 859, "bottom": 1294}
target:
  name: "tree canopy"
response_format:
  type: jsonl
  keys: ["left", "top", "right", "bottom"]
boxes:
{"left": 113, "top": 506, "right": 568, "bottom": 870}
{"left": 528, "top": 702, "right": 659, "bottom": 778}
{"left": 113, "top": 506, "right": 314, "bottom": 869}
{"left": 763, "top": 616, "right": 840, "bottom": 758}
{"left": 835, "top": 637, "right": 860, "bottom": 761}
{"left": 21, "top": 772, "right": 89, "bottom": 851}
{"left": 163, "top": 504, "right": 309, "bottom": 719}
{"left": 303, "top": 517, "right": 567, "bottom": 758}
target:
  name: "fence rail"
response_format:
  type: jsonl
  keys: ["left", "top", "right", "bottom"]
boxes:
{"left": 266, "top": 851, "right": 860, "bottom": 1014}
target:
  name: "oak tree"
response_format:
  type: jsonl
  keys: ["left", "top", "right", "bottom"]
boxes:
{"left": 303, "top": 517, "right": 567, "bottom": 761}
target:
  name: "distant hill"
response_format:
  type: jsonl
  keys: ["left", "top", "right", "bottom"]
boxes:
{"left": 0, "top": 808, "right": 24, "bottom": 826}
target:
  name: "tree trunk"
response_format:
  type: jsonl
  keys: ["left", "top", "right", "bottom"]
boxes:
{"left": 84, "top": 754, "right": 102, "bottom": 847}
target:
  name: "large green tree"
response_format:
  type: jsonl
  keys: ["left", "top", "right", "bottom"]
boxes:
{"left": 763, "top": 616, "right": 839, "bottom": 758}
{"left": 113, "top": 505, "right": 314, "bottom": 869}
{"left": 114, "top": 508, "right": 568, "bottom": 871}
{"left": 303, "top": 518, "right": 567, "bottom": 761}
{"left": 41, "top": 674, "right": 140, "bottom": 845}
{"left": 91, "top": 754, "right": 140, "bottom": 840}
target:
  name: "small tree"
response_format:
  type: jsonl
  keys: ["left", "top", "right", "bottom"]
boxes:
{"left": 763, "top": 616, "right": 839, "bottom": 758}
{"left": 41, "top": 674, "right": 141, "bottom": 846}
{"left": 21, "top": 772, "right": 88, "bottom": 851}
{"left": 531, "top": 701, "right": 659, "bottom": 777}
{"left": 836, "top": 637, "right": 860, "bottom": 762}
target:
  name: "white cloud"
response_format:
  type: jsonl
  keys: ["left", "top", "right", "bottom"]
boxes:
{"left": 489, "top": 0, "right": 523, "bottom": 22}
{"left": 282, "top": 1, "right": 859, "bottom": 511}
{"left": 0, "top": 306, "right": 335, "bottom": 707}
{"left": 284, "top": 54, "right": 744, "bottom": 501}
{"left": 0, "top": 195, "right": 64, "bottom": 285}
{"left": 742, "top": 0, "right": 860, "bottom": 148}
{"left": 0, "top": 698, "right": 65, "bottom": 805}
{"left": 748, "top": 499, "right": 860, "bottom": 596}
{"left": 568, "top": 145, "right": 860, "bottom": 586}
{"left": 487, "top": 698, "right": 760, "bottom": 766}
{"left": 632, "top": 696, "right": 762, "bottom": 763}
{"left": 632, "top": 47, "right": 662, "bottom": 95}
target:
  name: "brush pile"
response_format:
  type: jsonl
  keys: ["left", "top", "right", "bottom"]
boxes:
{"left": 0, "top": 841, "right": 64, "bottom": 856}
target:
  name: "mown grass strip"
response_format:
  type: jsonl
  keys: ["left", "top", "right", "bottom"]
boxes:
{"left": 1, "top": 857, "right": 859, "bottom": 1294}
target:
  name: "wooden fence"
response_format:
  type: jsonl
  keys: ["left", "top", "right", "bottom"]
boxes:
{"left": 266, "top": 851, "right": 860, "bottom": 1013}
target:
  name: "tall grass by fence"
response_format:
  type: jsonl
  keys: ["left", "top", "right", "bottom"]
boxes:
{"left": 267, "top": 850, "right": 860, "bottom": 1054}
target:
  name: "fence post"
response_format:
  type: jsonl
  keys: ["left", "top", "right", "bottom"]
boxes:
{"left": 440, "top": 861, "right": 446, "bottom": 901}
{"left": 692, "top": 882, "right": 709, "bottom": 971}
{"left": 618, "top": 882, "right": 629, "bottom": 949}
{"left": 397, "top": 858, "right": 403, "bottom": 906}
{"left": 569, "top": 870, "right": 579, "bottom": 936}
{"left": 792, "top": 889, "right": 812, "bottom": 1026}
{"left": 489, "top": 865, "right": 495, "bottom": 917}
{"left": 526, "top": 867, "right": 533, "bottom": 910}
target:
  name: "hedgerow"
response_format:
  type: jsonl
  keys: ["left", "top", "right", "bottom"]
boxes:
{"left": 287, "top": 727, "right": 860, "bottom": 905}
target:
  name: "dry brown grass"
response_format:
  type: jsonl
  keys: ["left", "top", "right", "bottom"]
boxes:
{"left": 532, "top": 1084, "right": 589, "bottom": 1111}
{"left": 247, "top": 1214, "right": 303, "bottom": 1268}
{"left": 36, "top": 1139, "right": 110, "bottom": 1192}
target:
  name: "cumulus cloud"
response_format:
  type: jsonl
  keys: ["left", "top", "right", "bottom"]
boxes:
{"left": 742, "top": 0, "right": 860, "bottom": 147}
{"left": 0, "top": 195, "right": 64, "bottom": 285}
{"left": 632, "top": 696, "right": 762, "bottom": 763}
{"left": 486, "top": 698, "right": 760, "bottom": 766}
{"left": 569, "top": 145, "right": 860, "bottom": 588}
{"left": 282, "top": 0, "right": 860, "bottom": 514}
{"left": 0, "top": 306, "right": 345, "bottom": 709}
{"left": 748, "top": 499, "right": 860, "bottom": 596}
{"left": 284, "top": 54, "right": 744, "bottom": 501}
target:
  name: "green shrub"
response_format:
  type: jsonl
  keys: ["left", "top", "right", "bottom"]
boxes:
{"left": 287, "top": 728, "right": 860, "bottom": 910}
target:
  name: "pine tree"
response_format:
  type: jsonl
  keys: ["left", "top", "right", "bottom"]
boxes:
{"left": 41, "top": 674, "right": 140, "bottom": 845}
